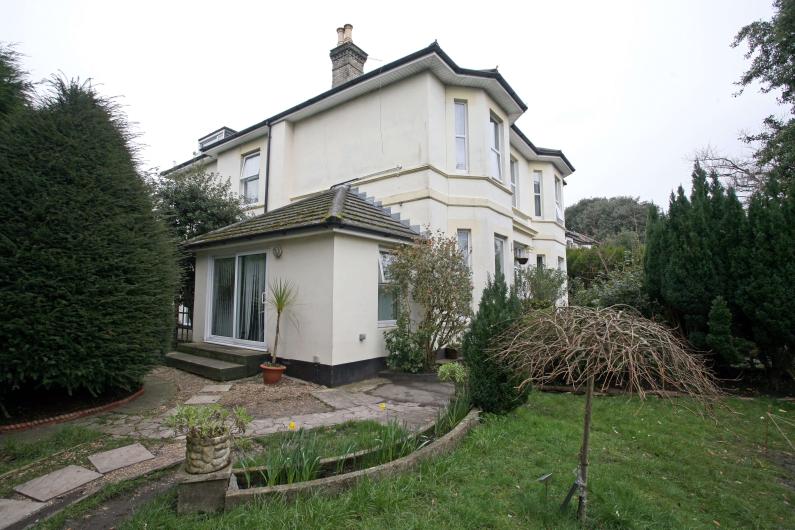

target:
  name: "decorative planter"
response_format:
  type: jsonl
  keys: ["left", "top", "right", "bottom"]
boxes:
{"left": 185, "top": 433, "right": 231, "bottom": 474}
{"left": 260, "top": 363, "right": 286, "bottom": 385}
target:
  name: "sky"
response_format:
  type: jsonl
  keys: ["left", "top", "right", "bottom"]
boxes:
{"left": 2, "top": 0, "right": 783, "bottom": 207}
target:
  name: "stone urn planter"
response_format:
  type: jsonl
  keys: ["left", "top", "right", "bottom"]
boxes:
{"left": 167, "top": 404, "right": 252, "bottom": 514}
{"left": 185, "top": 433, "right": 231, "bottom": 474}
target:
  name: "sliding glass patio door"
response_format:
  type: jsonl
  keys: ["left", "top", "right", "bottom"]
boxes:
{"left": 209, "top": 252, "right": 267, "bottom": 347}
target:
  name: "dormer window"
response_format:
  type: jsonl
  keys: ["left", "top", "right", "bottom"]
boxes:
{"left": 241, "top": 152, "right": 260, "bottom": 204}
{"left": 488, "top": 114, "right": 503, "bottom": 181}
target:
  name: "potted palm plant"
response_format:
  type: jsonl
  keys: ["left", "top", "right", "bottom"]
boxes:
{"left": 261, "top": 278, "right": 297, "bottom": 384}
{"left": 166, "top": 404, "right": 251, "bottom": 474}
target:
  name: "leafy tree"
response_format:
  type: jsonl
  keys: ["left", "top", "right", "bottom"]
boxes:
{"left": 462, "top": 273, "right": 527, "bottom": 413}
{"left": 565, "top": 197, "right": 658, "bottom": 243}
{"left": 148, "top": 168, "right": 247, "bottom": 308}
{"left": 0, "top": 74, "right": 179, "bottom": 397}
{"left": 514, "top": 265, "right": 567, "bottom": 309}
{"left": 572, "top": 256, "right": 660, "bottom": 318}
{"left": 566, "top": 245, "right": 627, "bottom": 288}
{"left": 388, "top": 231, "right": 472, "bottom": 369}
{"left": 733, "top": 0, "right": 795, "bottom": 193}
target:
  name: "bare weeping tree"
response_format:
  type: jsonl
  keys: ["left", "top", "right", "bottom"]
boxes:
{"left": 491, "top": 306, "right": 723, "bottom": 524}
{"left": 693, "top": 146, "right": 768, "bottom": 200}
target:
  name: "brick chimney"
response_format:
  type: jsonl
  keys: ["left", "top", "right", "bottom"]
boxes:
{"left": 330, "top": 24, "right": 368, "bottom": 88}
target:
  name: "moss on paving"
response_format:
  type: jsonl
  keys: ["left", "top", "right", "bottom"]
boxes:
{"left": 117, "top": 393, "right": 794, "bottom": 529}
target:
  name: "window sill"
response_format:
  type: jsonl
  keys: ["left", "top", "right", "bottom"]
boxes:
{"left": 377, "top": 320, "right": 397, "bottom": 329}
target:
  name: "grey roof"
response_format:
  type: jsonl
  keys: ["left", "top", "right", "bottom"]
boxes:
{"left": 184, "top": 185, "right": 419, "bottom": 249}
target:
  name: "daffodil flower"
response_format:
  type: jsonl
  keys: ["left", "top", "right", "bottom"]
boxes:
{"left": 379, "top": 402, "right": 386, "bottom": 411}
{"left": 288, "top": 421, "right": 296, "bottom": 430}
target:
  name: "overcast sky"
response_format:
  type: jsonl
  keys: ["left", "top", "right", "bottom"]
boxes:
{"left": 2, "top": 0, "right": 783, "bottom": 207}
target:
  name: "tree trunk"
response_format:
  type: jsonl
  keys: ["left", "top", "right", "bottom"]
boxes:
{"left": 577, "top": 375, "right": 595, "bottom": 524}
{"left": 272, "top": 310, "right": 281, "bottom": 364}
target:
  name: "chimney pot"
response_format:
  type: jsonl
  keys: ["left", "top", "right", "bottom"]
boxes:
{"left": 329, "top": 24, "right": 367, "bottom": 88}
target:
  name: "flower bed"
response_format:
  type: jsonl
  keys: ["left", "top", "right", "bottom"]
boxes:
{"left": 225, "top": 408, "right": 479, "bottom": 508}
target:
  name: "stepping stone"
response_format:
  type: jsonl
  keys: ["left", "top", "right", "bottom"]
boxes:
{"left": 0, "top": 499, "right": 46, "bottom": 530}
{"left": 200, "top": 384, "right": 232, "bottom": 392}
{"left": 14, "top": 465, "right": 102, "bottom": 502}
{"left": 184, "top": 394, "right": 221, "bottom": 405}
{"left": 88, "top": 443, "right": 155, "bottom": 473}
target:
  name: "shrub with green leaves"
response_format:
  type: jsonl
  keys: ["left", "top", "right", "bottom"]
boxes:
{"left": 462, "top": 274, "right": 528, "bottom": 413}
{"left": 0, "top": 59, "right": 179, "bottom": 396}
{"left": 514, "top": 265, "right": 567, "bottom": 309}
{"left": 385, "top": 314, "right": 425, "bottom": 373}
{"left": 166, "top": 404, "right": 251, "bottom": 439}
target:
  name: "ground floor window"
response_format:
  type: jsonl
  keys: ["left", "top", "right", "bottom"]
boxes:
{"left": 536, "top": 254, "right": 546, "bottom": 268}
{"left": 210, "top": 252, "right": 266, "bottom": 343}
{"left": 378, "top": 250, "right": 398, "bottom": 323}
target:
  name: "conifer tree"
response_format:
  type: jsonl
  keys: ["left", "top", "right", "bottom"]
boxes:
{"left": 462, "top": 274, "right": 527, "bottom": 413}
{"left": 0, "top": 75, "right": 179, "bottom": 396}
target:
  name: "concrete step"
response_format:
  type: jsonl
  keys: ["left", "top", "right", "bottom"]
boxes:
{"left": 164, "top": 351, "right": 249, "bottom": 381}
{"left": 176, "top": 342, "right": 266, "bottom": 372}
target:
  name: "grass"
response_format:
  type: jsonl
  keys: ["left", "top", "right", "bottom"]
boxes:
{"left": 33, "top": 468, "right": 173, "bottom": 530}
{"left": 0, "top": 425, "right": 137, "bottom": 496}
{"left": 120, "top": 392, "right": 793, "bottom": 529}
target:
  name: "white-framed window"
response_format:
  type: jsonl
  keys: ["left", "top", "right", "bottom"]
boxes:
{"left": 378, "top": 251, "right": 398, "bottom": 323}
{"left": 488, "top": 114, "right": 503, "bottom": 181}
{"left": 199, "top": 132, "right": 223, "bottom": 150}
{"left": 454, "top": 100, "right": 468, "bottom": 170}
{"left": 558, "top": 256, "right": 565, "bottom": 271}
{"left": 510, "top": 158, "right": 519, "bottom": 207}
{"left": 533, "top": 170, "right": 543, "bottom": 217}
{"left": 457, "top": 229, "right": 471, "bottom": 268}
{"left": 240, "top": 152, "right": 260, "bottom": 204}
{"left": 555, "top": 176, "right": 564, "bottom": 223}
{"left": 494, "top": 234, "right": 506, "bottom": 278}
{"left": 536, "top": 254, "right": 546, "bottom": 269}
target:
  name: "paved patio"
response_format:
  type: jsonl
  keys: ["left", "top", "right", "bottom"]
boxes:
{"left": 0, "top": 367, "right": 453, "bottom": 529}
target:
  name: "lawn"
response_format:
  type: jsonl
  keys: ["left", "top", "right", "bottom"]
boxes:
{"left": 116, "top": 392, "right": 794, "bottom": 529}
{"left": 0, "top": 425, "right": 136, "bottom": 496}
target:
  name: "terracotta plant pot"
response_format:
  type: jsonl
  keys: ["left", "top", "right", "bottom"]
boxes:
{"left": 185, "top": 433, "right": 231, "bottom": 474}
{"left": 260, "top": 363, "right": 286, "bottom": 385}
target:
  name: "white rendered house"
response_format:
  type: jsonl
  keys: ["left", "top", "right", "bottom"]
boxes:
{"left": 164, "top": 25, "right": 574, "bottom": 385}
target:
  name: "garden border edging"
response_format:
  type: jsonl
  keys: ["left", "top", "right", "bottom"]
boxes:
{"left": 225, "top": 408, "right": 480, "bottom": 508}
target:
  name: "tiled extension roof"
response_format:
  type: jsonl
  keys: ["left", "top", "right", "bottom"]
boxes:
{"left": 184, "top": 185, "right": 419, "bottom": 249}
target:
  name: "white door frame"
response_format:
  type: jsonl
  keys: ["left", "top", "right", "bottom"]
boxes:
{"left": 205, "top": 250, "right": 268, "bottom": 350}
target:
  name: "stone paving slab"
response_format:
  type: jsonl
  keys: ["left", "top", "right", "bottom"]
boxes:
{"left": 0, "top": 499, "right": 46, "bottom": 530}
{"left": 200, "top": 384, "right": 232, "bottom": 392}
{"left": 14, "top": 465, "right": 102, "bottom": 502}
{"left": 184, "top": 394, "right": 221, "bottom": 405}
{"left": 88, "top": 443, "right": 155, "bottom": 473}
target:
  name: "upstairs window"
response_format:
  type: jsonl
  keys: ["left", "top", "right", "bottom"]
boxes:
{"left": 494, "top": 235, "right": 506, "bottom": 278}
{"left": 488, "top": 115, "right": 503, "bottom": 181}
{"left": 457, "top": 229, "right": 471, "bottom": 268}
{"left": 533, "top": 170, "right": 543, "bottom": 217}
{"left": 378, "top": 251, "right": 398, "bottom": 323}
{"left": 454, "top": 101, "right": 468, "bottom": 170}
{"left": 241, "top": 153, "right": 260, "bottom": 204}
{"left": 510, "top": 158, "right": 519, "bottom": 207}
{"left": 555, "top": 176, "right": 564, "bottom": 223}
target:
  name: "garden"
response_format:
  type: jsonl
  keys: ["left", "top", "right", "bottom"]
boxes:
{"left": 2, "top": 3, "right": 795, "bottom": 528}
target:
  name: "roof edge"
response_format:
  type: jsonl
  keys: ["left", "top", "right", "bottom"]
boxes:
{"left": 510, "top": 124, "right": 575, "bottom": 173}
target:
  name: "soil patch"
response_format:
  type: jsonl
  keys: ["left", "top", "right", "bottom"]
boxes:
{"left": 0, "top": 386, "right": 141, "bottom": 427}
{"left": 221, "top": 379, "right": 330, "bottom": 418}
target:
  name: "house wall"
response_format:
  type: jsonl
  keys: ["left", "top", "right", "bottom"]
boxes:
{"left": 192, "top": 233, "right": 335, "bottom": 365}
{"left": 330, "top": 232, "right": 396, "bottom": 366}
